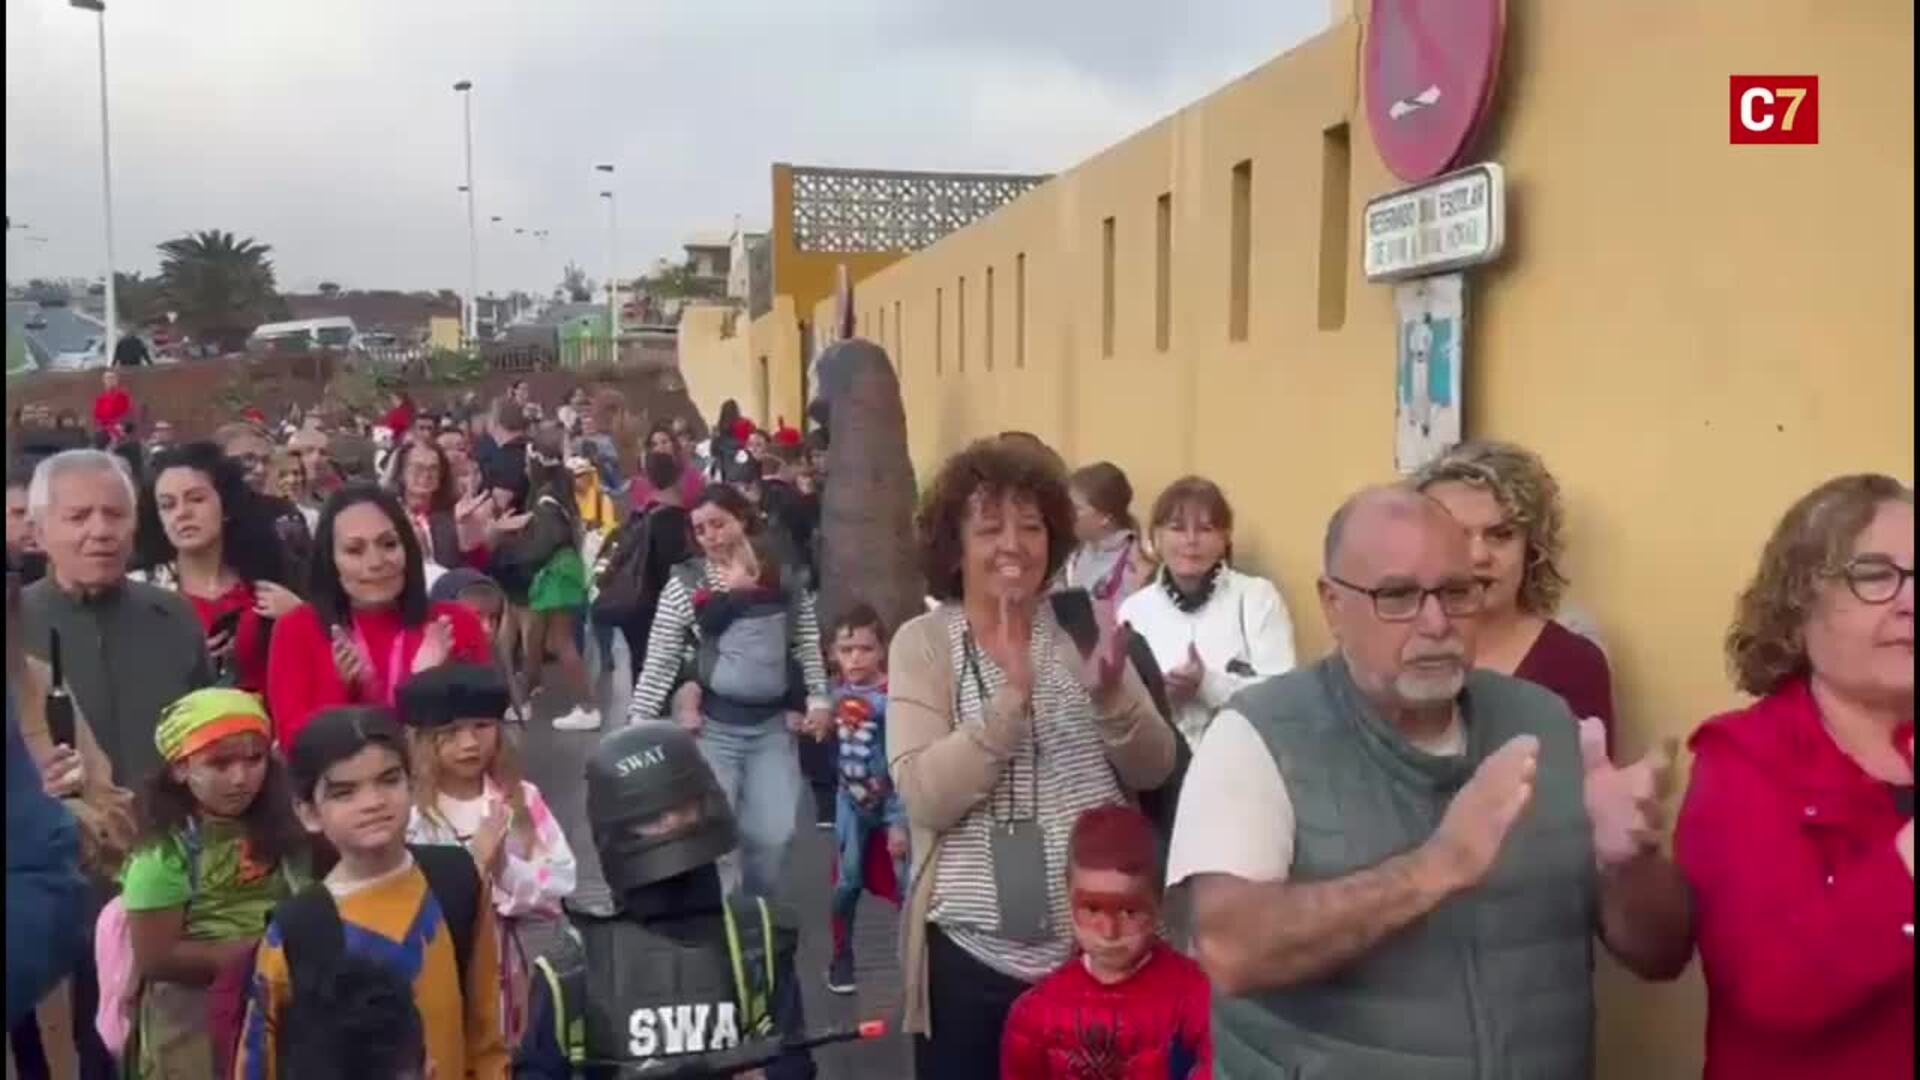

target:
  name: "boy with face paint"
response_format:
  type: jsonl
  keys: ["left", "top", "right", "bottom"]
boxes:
{"left": 999, "top": 806, "right": 1213, "bottom": 1079}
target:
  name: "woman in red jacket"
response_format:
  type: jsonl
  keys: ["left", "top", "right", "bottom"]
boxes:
{"left": 266, "top": 483, "right": 490, "bottom": 751}
{"left": 1677, "top": 473, "right": 1914, "bottom": 1080}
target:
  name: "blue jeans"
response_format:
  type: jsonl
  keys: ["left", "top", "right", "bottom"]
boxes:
{"left": 695, "top": 716, "right": 801, "bottom": 899}
{"left": 832, "top": 789, "right": 907, "bottom": 933}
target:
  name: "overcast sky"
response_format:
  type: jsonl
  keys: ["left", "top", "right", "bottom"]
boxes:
{"left": 6, "top": 0, "right": 1327, "bottom": 295}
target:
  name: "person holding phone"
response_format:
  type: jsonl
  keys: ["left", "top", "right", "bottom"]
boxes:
{"left": 133, "top": 442, "right": 305, "bottom": 693}
{"left": 887, "top": 436, "right": 1174, "bottom": 1080}
{"left": 8, "top": 564, "right": 136, "bottom": 1076}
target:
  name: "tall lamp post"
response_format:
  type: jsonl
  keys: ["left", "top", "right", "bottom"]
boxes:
{"left": 595, "top": 163, "right": 617, "bottom": 354}
{"left": 72, "top": 0, "right": 117, "bottom": 360}
{"left": 454, "top": 80, "right": 477, "bottom": 344}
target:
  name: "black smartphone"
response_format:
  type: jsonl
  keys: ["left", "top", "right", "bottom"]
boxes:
{"left": 1051, "top": 589, "right": 1100, "bottom": 656}
{"left": 208, "top": 608, "right": 244, "bottom": 643}
{"left": 46, "top": 628, "right": 75, "bottom": 749}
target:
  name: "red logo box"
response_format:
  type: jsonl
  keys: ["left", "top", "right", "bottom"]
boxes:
{"left": 1730, "top": 76, "right": 1819, "bottom": 145}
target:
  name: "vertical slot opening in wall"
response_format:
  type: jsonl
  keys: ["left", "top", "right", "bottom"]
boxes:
{"left": 935, "top": 288, "right": 944, "bottom": 375}
{"left": 1101, "top": 216, "right": 1116, "bottom": 358}
{"left": 1318, "top": 125, "right": 1351, "bottom": 332}
{"left": 985, "top": 266, "right": 996, "bottom": 371}
{"left": 1155, "top": 193, "right": 1173, "bottom": 352}
{"left": 894, "top": 300, "right": 902, "bottom": 359}
{"left": 957, "top": 276, "right": 967, "bottom": 372}
{"left": 877, "top": 305, "right": 886, "bottom": 348}
{"left": 1015, "top": 253, "right": 1027, "bottom": 369}
{"left": 1230, "top": 160, "right": 1253, "bottom": 342}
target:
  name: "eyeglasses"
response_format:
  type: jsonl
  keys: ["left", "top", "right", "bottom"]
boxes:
{"left": 1327, "top": 575, "right": 1486, "bottom": 622}
{"left": 1836, "top": 556, "right": 1914, "bottom": 605}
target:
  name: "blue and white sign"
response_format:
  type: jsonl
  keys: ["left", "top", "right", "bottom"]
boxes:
{"left": 1395, "top": 273, "right": 1464, "bottom": 474}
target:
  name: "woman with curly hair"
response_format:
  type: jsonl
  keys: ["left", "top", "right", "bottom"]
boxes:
{"left": 1675, "top": 474, "right": 1912, "bottom": 1080}
{"left": 134, "top": 442, "right": 305, "bottom": 693}
{"left": 888, "top": 436, "right": 1174, "bottom": 1078}
{"left": 1414, "top": 440, "right": 1615, "bottom": 743}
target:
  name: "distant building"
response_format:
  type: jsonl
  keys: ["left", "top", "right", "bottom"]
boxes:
{"left": 283, "top": 290, "right": 460, "bottom": 343}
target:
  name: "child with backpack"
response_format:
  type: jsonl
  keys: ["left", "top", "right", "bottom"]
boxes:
{"left": 823, "top": 604, "right": 908, "bottom": 996}
{"left": 236, "top": 705, "right": 507, "bottom": 1080}
{"left": 111, "top": 688, "right": 308, "bottom": 1078}
{"left": 278, "top": 948, "right": 429, "bottom": 1080}
{"left": 498, "top": 425, "right": 598, "bottom": 732}
{"left": 398, "top": 663, "right": 575, "bottom": 1048}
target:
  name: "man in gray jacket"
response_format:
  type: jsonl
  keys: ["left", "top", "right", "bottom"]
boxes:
{"left": 1168, "top": 486, "right": 1693, "bottom": 1079}
{"left": 19, "top": 450, "right": 209, "bottom": 786}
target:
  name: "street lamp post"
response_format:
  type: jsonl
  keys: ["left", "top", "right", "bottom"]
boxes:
{"left": 72, "top": 0, "right": 117, "bottom": 362}
{"left": 454, "top": 80, "right": 477, "bottom": 344}
{"left": 595, "top": 164, "right": 617, "bottom": 358}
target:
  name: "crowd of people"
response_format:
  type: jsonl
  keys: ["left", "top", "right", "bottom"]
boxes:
{"left": 3, "top": 364, "right": 1912, "bottom": 1079}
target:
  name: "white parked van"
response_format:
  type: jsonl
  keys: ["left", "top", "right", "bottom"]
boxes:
{"left": 248, "top": 317, "right": 360, "bottom": 352}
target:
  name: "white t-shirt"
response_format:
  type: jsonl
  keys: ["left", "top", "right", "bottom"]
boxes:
{"left": 1166, "top": 707, "right": 1464, "bottom": 887}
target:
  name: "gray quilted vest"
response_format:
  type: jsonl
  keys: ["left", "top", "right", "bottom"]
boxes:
{"left": 1214, "top": 655, "right": 1596, "bottom": 1080}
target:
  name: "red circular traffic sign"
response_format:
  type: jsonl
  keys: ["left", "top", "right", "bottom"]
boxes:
{"left": 1364, "top": 0, "right": 1506, "bottom": 183}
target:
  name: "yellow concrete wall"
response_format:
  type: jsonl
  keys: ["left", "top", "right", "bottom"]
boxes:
{"left": 428, "top": 315, "right": 462, "bottom": 351}
{"left": 677, "top": 304, "right": 753, "bottom": 424}
{"left": 770, "top": 163, "right": 908, "bottom": 329}
{"left": 816, "top": 5, "right": 1914, "bottom": 1077}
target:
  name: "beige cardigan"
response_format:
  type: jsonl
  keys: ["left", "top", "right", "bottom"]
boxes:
{"left": 886, "top": 605, "right": 1175, "bottom": 1036}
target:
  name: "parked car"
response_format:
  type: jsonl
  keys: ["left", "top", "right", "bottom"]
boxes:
{"left": 51, "top": 337, "right": 106, "bottom": 371}
{"left": 24, "top": 312, "right": 47, "bottom": 330}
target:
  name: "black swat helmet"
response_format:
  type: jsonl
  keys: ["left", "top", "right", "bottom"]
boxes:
{"left": 585, "top": 722, "right": 737, "bottom": 894}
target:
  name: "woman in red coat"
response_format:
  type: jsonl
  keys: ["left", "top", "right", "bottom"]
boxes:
{"left": 266, "top": 483, "right": 490, "bottom": 752}
{"left": 1677, "top": 473, "right": 1914, "bottom": 1080}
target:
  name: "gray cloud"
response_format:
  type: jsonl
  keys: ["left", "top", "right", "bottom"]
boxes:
{"left": 5, "top": 0, "right": 1326, "bottom": 294}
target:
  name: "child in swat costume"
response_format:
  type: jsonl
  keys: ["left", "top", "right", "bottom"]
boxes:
{"left": 515, "top": 722, "right": 815, "bottom": 1079}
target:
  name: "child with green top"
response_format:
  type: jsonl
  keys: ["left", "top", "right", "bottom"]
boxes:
{"left": 117, "top": 687, "right": 307, "bottom": 1078}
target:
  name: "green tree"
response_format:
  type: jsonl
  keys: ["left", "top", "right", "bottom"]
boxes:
{"left": 114, "top": 271, "right": 163, "bottom": 325}
{"left": 562, "top": 261, "right": 593, "bottom": 303}
{"left": 157, "top": 230, "right": 283, "bottom": 352}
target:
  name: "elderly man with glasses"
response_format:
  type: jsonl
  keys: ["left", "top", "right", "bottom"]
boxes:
{"left": 1166, "top": 485, "right": 1694, "bottom": 1079}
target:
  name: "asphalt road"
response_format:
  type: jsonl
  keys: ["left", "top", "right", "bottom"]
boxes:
{"left": 516, "top": 638, "right": 914, "bottom": 1079}
{"left": 5, "top": 301, "right": 104, "bottom": 369}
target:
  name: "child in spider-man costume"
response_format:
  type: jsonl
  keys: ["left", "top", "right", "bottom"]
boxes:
{"left": 1000, "top": 805, "right": 1212, "bottom": 1079}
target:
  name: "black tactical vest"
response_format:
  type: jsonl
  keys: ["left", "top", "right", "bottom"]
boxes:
{"left": 538, "top": 898, "right": 776, "bottom": 1077}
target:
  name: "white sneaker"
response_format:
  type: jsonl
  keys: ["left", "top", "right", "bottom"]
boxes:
{"left": 551, "top": 706, "right": 603, "bottom": 732}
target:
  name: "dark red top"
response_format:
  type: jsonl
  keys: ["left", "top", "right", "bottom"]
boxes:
{"left": 184, "top": 581, "right": 270, "bottom": 693}
{"left": 1000, "top": 942, "right": 1213, "bottom": 1079}
{"left": 1677, "top": 678, "right": 1914, "bottom": 1080}
{"left": 92, "top": 388, "right": 133, "bottom": 431}
{"left": 1512, "top": 619, "right": 1615, "bottom": 751}
{"left": 265, "top": 600, "right": 490, "bottom": 752}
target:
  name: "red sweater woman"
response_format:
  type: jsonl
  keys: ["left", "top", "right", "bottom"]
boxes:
{"left": 1676, "top": 474, "right": 1914, "bottom": 1080}
{"left": 266, "top": 483, "right": 490, "bottom": 752}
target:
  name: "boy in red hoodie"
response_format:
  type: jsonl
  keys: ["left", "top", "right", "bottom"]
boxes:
{"left": 1000, "top": 805, "right": 1212, "bottom": 1079}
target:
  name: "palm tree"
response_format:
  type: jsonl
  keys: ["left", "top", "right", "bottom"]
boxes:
{"left": 114, "top": 271, "right": 162, "bottom": 326}
{"left": 156, "top": 230, "right": 283, "bottom": 353}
